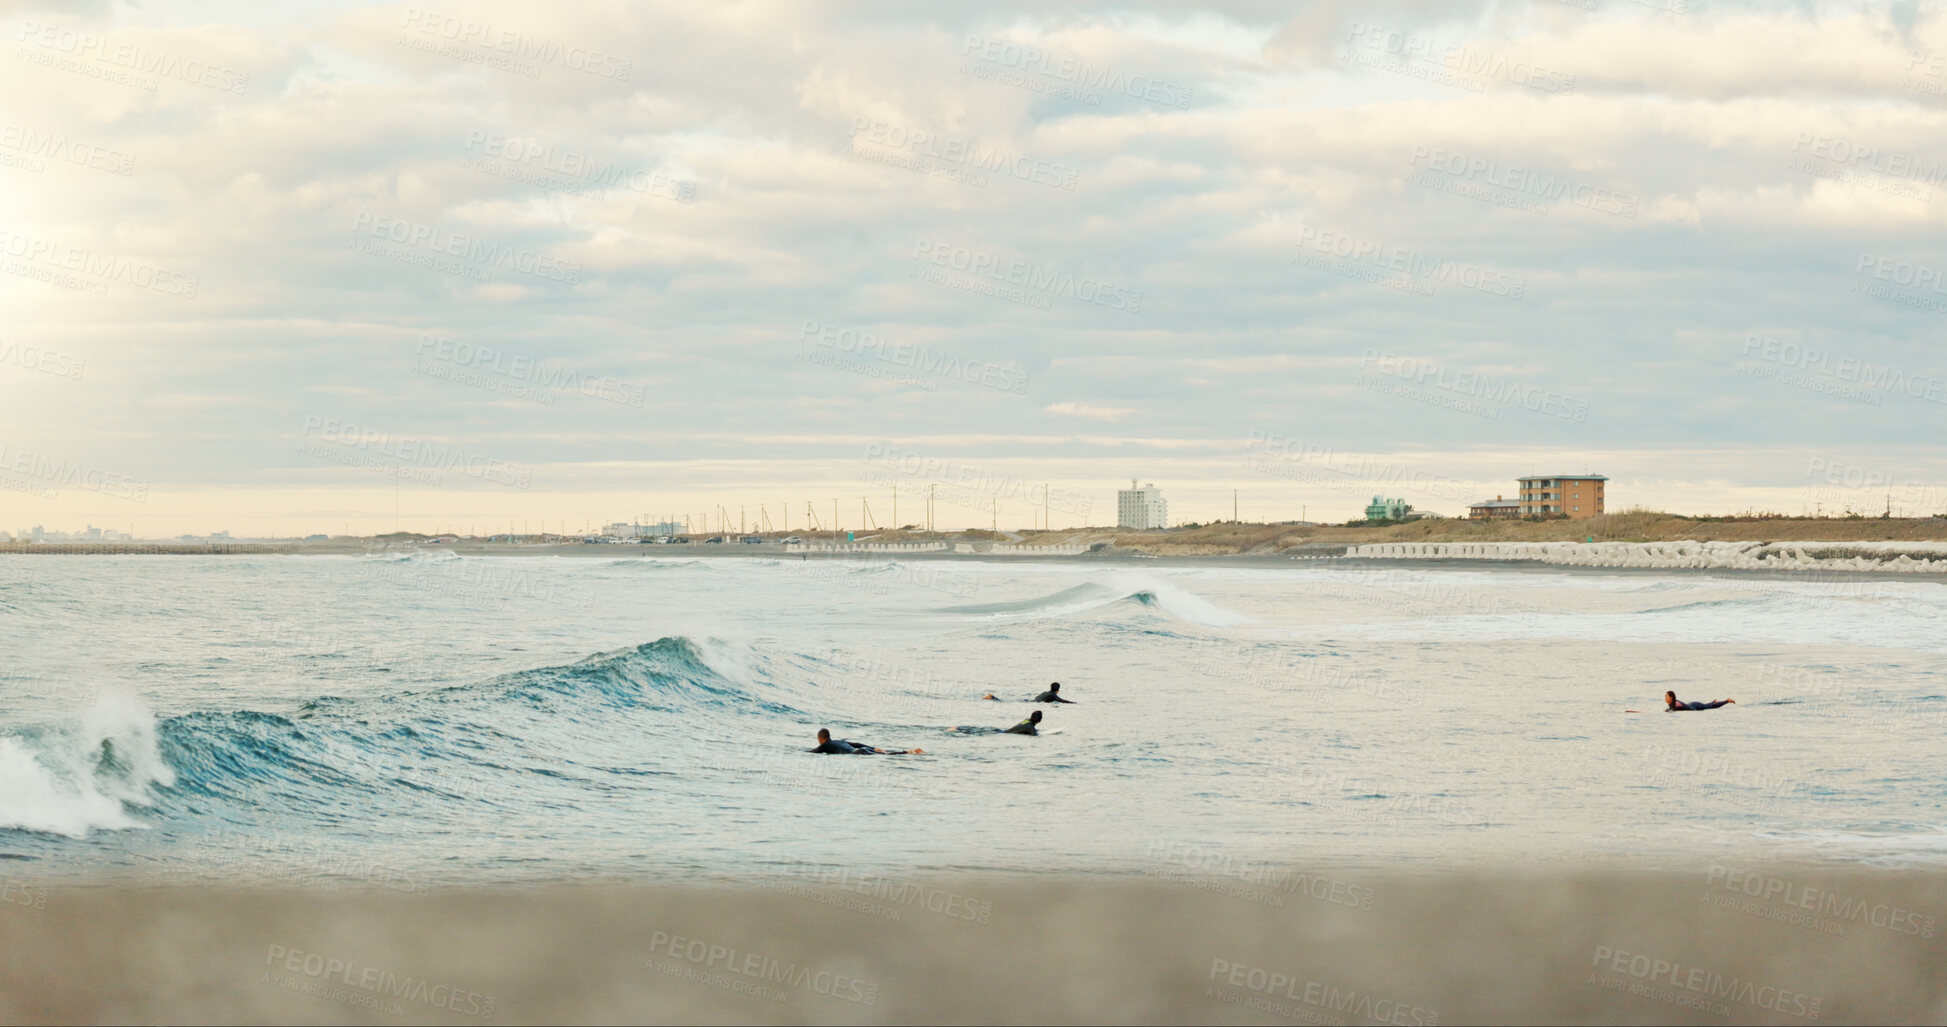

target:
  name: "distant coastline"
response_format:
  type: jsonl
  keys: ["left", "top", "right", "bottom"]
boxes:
{"left": 10, "top": 528, "right": 1947, "bottom": 579}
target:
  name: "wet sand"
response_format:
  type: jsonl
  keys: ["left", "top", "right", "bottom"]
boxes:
{"left": 3, "top": 869, "right": 1943, "bottom": 1023}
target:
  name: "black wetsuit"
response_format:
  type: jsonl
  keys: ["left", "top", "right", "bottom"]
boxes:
{"left": 811, "top": 738, "right": 906, "bottom": 754}
{"left": 1002, "top": 717, "right": 1038, "bottom": 735}
{"left": 1668, "top": 700, "right": 1731, "bottom": 711}
{"left": 1030, "top": 689, "right": 1074, "bottom": 704}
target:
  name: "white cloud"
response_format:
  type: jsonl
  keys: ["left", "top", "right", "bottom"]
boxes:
{"left": 3, "top": 0, "right": 1945, "bottom": 533}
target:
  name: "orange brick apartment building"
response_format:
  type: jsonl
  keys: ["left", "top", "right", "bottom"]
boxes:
{"left": 1518, "top": 475, "right": 1606, "bottom": 518}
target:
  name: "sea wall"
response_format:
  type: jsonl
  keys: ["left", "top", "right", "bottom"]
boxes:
{"left": 1344, "top": 539, "right": 1947, "bottom": 573}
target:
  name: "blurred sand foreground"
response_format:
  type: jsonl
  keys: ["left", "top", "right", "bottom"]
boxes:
{"left": 1, "top": 870, "right": 1944, "bottom": 1024}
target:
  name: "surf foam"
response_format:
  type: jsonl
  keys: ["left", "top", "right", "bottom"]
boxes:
{"left": 0, "top": 691, "right": 174, "bottom": 837}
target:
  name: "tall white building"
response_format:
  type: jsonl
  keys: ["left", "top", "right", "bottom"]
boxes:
{"left": 1117, "top": 480, "right": 1168, "bottom": 529}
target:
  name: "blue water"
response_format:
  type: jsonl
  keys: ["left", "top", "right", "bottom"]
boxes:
{"left": 3, "top": 552, "right": 1947, "bottom": 885}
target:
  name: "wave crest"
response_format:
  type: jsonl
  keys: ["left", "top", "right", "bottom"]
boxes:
{"left": 938, "top": 576, "right": 1247, "bottom": 626}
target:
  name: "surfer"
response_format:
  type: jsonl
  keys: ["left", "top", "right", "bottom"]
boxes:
{"left": 810, "top": 728, "right": 919, "bottom": 754}
{"left": 980, "top": 683, "right": 1075, "bottom": 702}
{"left": 948, "top": 710, "right": 1044, "bottom": 735}
{"left": 1665, "top": 691, "right": 1734, "bottom": 712}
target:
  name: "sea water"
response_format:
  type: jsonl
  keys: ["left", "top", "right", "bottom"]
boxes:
{"left": 2, "top": 552, "right": 1944, "bottom": 886}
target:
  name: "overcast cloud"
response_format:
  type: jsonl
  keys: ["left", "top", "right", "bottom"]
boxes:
{"left": 3, "top": 0, "right": 1945, "bottom": 534}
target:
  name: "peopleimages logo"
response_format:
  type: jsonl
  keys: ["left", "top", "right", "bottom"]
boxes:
{"left": 0, "top": 444, "right": 148, "bottom": 501}
{"left": 798, "top": 321, "right": 1029, "bottom": 394}
{"left": 958, "top": 35, "right": 1193, "bottom": 109}
{"left": 16, "top": 20, "right": 251, "bottom": 94}
{"left": 461, "top": 131, "right": 693, "bottom": 202}
{"left": 1588, "top": 945, "right": 1822, "bottom": 1019}
{"left": 1358, "top": 350, "right": 1587, "bottom": 420}
{"left": 1705, "top": 866, "right": 1937, "bottom": 938}
{"left": 400, "top": 8, "right": 632, "bottom": 80}
{"left": 1742, "top": 334, "right": 1947, "bottom": 404}
{"left": 414, "top": 333, "right": 646, "bottom": 407}
{"left": 1342, "top": 23, "right": 1575, "bottom": 94}
{"left": 644, "top": 929, "right": 879, "bottom": 1005}
{"left": 0, "top": 124, "right": 135, "bottom": 176}
{"left": 852, "top": 119, "right": 1079, "bottom": 191}
{"left": 909, "top": 237, "right": 1142, "bottom": 312}
{"left": 300, "top": 416, "right": 534, "bottom": 488}
{"left": 0, "top": 229, "right": 199, "bottom": 298}
{"left": 1407, "top": 145, "right": 1638, "bottom": 218}
{"left": 348, "top": 212, "right": 582, "bottom": 284}
{"left": 1293, "top": 225, "right": 1525, "bottom": 299}
{"left": 1206, "top": 959, "right": 1437, "bottom": 1026}
{"left": 862, "top": 442, "right": 1093, "bottom": 517}
{"left": 263, "top": 945, "right": 493, "bottom": 1018}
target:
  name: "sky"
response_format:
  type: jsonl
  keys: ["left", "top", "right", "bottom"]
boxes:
{"left": 3, "top": 0, "right": 1947, "bottom": 536}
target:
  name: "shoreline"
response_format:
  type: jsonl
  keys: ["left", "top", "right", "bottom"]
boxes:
{"left": 9, "top": 539, "right": 1947, "bottom": 581}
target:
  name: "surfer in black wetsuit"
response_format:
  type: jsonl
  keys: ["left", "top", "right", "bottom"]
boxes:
{"left": 981, "top": 682, "right": 1075, "bottom": 702}
{"left": 949, "top": 710, "right": 1044, "bottom": 735}
{"left": 1665, "top": 691, "right": 1734, "bottom": 711}
{"left": 810, "top": 728, "right": 919, "bottom": 754}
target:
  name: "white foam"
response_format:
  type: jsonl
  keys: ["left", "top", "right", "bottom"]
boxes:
{"left": 941, "top": 575, "right": 1249, "bottom": 626}
{"left": 0, "top": 690, "right": 174, "bottom": 837}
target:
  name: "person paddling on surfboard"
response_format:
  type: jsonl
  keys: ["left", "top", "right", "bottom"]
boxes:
{"left": 1004, "top": 710, "right": 1044, "bottom": 735}
{"left": 1665, "top": 690, "right": 1734, "bottom": 712}
{"left": 809, "top": 728, "right": 921, "bottom": 754}
{"left": 980, "top": 682, "right": 1075, "bottom": 703}
{"left": 948, "top": 710, "right": 1044, "bottom": 735}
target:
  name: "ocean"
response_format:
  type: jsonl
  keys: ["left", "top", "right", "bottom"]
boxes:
{"left": 4, "top": 551, "right": 1945, "bottom": 887}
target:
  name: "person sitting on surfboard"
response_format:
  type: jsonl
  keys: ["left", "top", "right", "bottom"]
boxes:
{"left": 810, "top": 728, "right": 920, "bottom": 754}
{"left": 1665, "top": 691, "right": 1734, "bottom": 712}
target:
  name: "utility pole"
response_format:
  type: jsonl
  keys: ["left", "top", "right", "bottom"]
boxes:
{"left": 833, "top": 498, "right": 839, "bottom": 533}
{"left": 1043, "top": 483, "right": 1049, "bottom": 531}
{"left": 992, "top": 498, "right": 996, "bottom": 532}
{"left": 1234, "top": 489, "right": 1238, "bottom": 523}
{"left": 928, "top": 484, "right": 935, "bottom": 531}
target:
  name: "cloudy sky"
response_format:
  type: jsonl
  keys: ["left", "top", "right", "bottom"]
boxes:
{"left": 3, "top": 0, "right": 1946, "bottom": 535}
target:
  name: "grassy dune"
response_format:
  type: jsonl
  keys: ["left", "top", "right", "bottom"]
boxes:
{"left": 1012, "top": 512, "right": 1947, "bottom": 556}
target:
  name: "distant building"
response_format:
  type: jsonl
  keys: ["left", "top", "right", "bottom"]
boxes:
{"left": 1519, "top": 475, "right": 1607, "bottom": 518}
{"left": 1469, "top": 496, "right": 1522, "bottom": 520}
{"left": 1365, "top": 496, "right": 1412, "bottom": 521}
{"left": 605, "top": 520, "right": 685, "bottom": 538}
{"left": 1117, "top": 480, "right": 1168, "bottom": 529}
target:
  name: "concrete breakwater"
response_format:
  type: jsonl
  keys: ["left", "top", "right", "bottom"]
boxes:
{"left": 1345, "top": 539, "right": 1947, "bottom": 573}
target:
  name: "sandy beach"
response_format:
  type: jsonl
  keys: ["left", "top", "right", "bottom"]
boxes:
{"left": 3, "top": 870, "right": 1943, "bottom": 1024}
